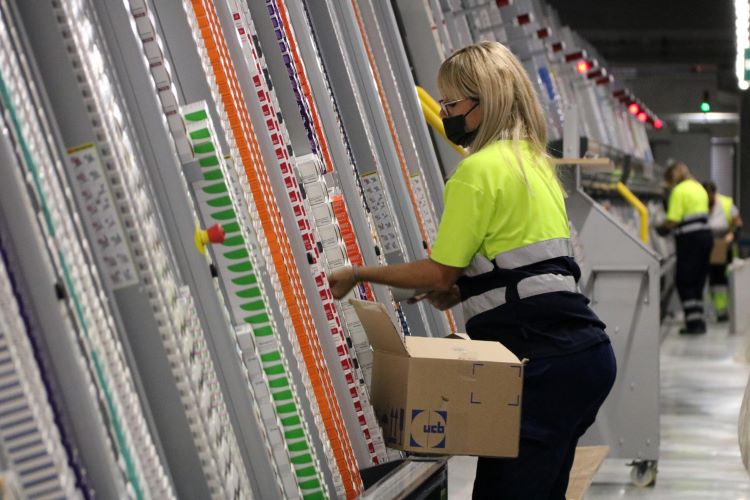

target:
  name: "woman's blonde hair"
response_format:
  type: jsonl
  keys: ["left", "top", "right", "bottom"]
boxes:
{"left": 438, "top": 41, "right": 555, "bottom": 182}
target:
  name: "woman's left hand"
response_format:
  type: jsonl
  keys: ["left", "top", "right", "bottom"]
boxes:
{"left": 328, "top": 267, "right": 357, "bottom": 300}
{"left": 425, "top": 286, "right": 461, "bottom": 310}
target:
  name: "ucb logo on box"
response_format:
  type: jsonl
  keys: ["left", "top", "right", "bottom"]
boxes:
{"left": 409, "top": 409, "right": 447, "bottom": 449}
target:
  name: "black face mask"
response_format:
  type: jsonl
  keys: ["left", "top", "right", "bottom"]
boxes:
{"left": 442, "top": 101, "right": 479, "bottom": 147}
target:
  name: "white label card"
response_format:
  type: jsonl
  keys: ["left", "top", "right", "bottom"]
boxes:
{"left": 67, "top": 143, "right": 138, "bottom": 289}
{"left": 360, "top": 172, "right": 401, "bottom": 254}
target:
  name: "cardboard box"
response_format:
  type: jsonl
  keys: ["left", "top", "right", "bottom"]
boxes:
{"left": 711, "top": 238, "right": 729, "bottom": 265}
{"left": 351, "top": 299, "right": 523, "bottom": 457}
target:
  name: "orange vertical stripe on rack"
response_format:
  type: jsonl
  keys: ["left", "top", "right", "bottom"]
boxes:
{"left": 206, "top": 11, "right": 359, "bottom": 494}
{"left": 211, "top": 15, "right": 358, "bottom": 488}
{"left": 270, "top": 1, "right": 335, "bottom": 174}
{"left": 212, "top": 0, "right": 360, "bottom": 484}
{"left": 274, "top": 4, "right": 456, "bottom": 335}
{"left": 205, "top": 5, "right": 334, "bottom": 412}
{"left": 271, "top": 3, "right": 382, "bottom": 308}
{"left": 331, "top": 194, "right": 375, "bottom": 302}
{"left": 190, "top": 2, "right": 362, "bottom": 497}
{"left": 348, "top": 0, "right": 431, "bottom": 248}
{"left": 349, "top": 1, "right": 458, "bottom": 334}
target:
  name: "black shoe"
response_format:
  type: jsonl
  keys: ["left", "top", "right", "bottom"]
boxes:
{"left": 717, "top": 313, "right": 729, "bottom": 323}
{"left": 680, "top": 326, "right": 707, "bottom": 335}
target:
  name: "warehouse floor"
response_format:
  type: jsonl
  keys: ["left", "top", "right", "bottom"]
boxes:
{"left": 448, "top": 323, "right": 750, "bottom": 498}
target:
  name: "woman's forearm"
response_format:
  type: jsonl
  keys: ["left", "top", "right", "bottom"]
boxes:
{"left": 357, "top": 258, "right": 462, "bottom": 292}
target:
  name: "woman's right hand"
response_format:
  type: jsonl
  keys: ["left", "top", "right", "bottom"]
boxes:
{"left": 328, "top": 267, "right": 357, "bottom": 300}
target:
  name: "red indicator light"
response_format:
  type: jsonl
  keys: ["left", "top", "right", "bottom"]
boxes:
{"left": 496, "top": 0, "right": 510, "bottom": 7}
{"left": 552, "top": 42, "right": 564, "bottom": 52}
{"left": 537, "top": 28, "right": 550, "bottom": 39}
{"left": 637, "top": 112, "right": 648, "bottom": 122}
{"left": 628, "top": 103, "right": 640, "bottom": 115}
{"left": 576, "top": 60, "right": 592, "bottom": 74}
{"left": 517, "top": 14, "right": 531, "bottom": 25}
{"left": 654, "top": 119, "right": 664, "bottom": 129}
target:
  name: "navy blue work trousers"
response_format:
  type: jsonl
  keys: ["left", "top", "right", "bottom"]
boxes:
{"left": 675, "top": 230, "right": 713, "bottom": 330}
{"left": 472, "top": 340, "right": 616, "bottom": 499}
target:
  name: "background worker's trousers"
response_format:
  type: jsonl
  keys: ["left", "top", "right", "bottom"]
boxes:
{"left": 709, "top": 241, "right": 735, "bottom": 321}
{"left": 675, "top": 230, "right": 713, "bottom": 331}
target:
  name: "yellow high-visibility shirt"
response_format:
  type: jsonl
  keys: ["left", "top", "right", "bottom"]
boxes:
{"left": 666, "top": 179, "right": 708, "bottom": 223}
{"left": 719, "top": 193, "right": 738, "bottom": 225}
{"left": 431, "top": 140, "right": 569, "bottom": 267}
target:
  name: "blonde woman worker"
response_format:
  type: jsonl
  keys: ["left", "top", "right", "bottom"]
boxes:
{"left": 328, "top": 42, "right": 616, "bottom": 500}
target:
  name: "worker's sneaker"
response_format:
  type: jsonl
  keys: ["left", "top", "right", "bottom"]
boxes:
{"left": 679, "top": 326, "right": 706, "bottom": 335}
{"left": 717, "top": 313, "right": 729, "bottom": 323}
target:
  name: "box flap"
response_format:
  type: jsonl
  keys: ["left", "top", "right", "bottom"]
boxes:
{"left": 350, "top": 299, "right": 409, "bottom": 356}
{"left": 404, "top": 336, "right": 520, "bottom": 363}
{"left": 445, "top": 332, "right": 470, "bottom": 340}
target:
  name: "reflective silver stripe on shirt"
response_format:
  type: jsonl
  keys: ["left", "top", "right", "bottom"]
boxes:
{"left": 463, "top": 254, "right": 494, "bottom": 277}
{"left": 675, "top": 222, "right": 710, "bottom": 235}
{"left": 462, "top": 274, "right": 578, "bottom": 322}
{"left": 493, "top": 238, "right": 573, "bottom": 269}
{"left": 517, "top": 274, "right": 578, "bottom": 300}
{"left": 463, "top": 287, "right": 507, "bottom": 322}
{"left": 675, "top": 213, "right": 709, "bottom": 235}
{"left": 686, "top": 312, "right": 704, "bottom": 321}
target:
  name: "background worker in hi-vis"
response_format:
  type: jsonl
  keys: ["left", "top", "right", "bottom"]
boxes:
{"left": 658, "top": 161, "right": 713, "bottom": 334}
{"left": 703, "top": 180, "right": 743, "bottom": 322}
{"left": 328, "top": 41, "right": 616, "bottom": 500}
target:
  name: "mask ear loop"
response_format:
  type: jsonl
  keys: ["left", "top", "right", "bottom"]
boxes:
{"left": 463, "top": 100, "right": 480, "bottom": 119}
{"left": 462, "top": 100, "right": 481, "bottom": 136}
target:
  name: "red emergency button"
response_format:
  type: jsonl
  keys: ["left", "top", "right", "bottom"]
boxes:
{"left": 194, "top": 223, "right": 226, "bottom": 255}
